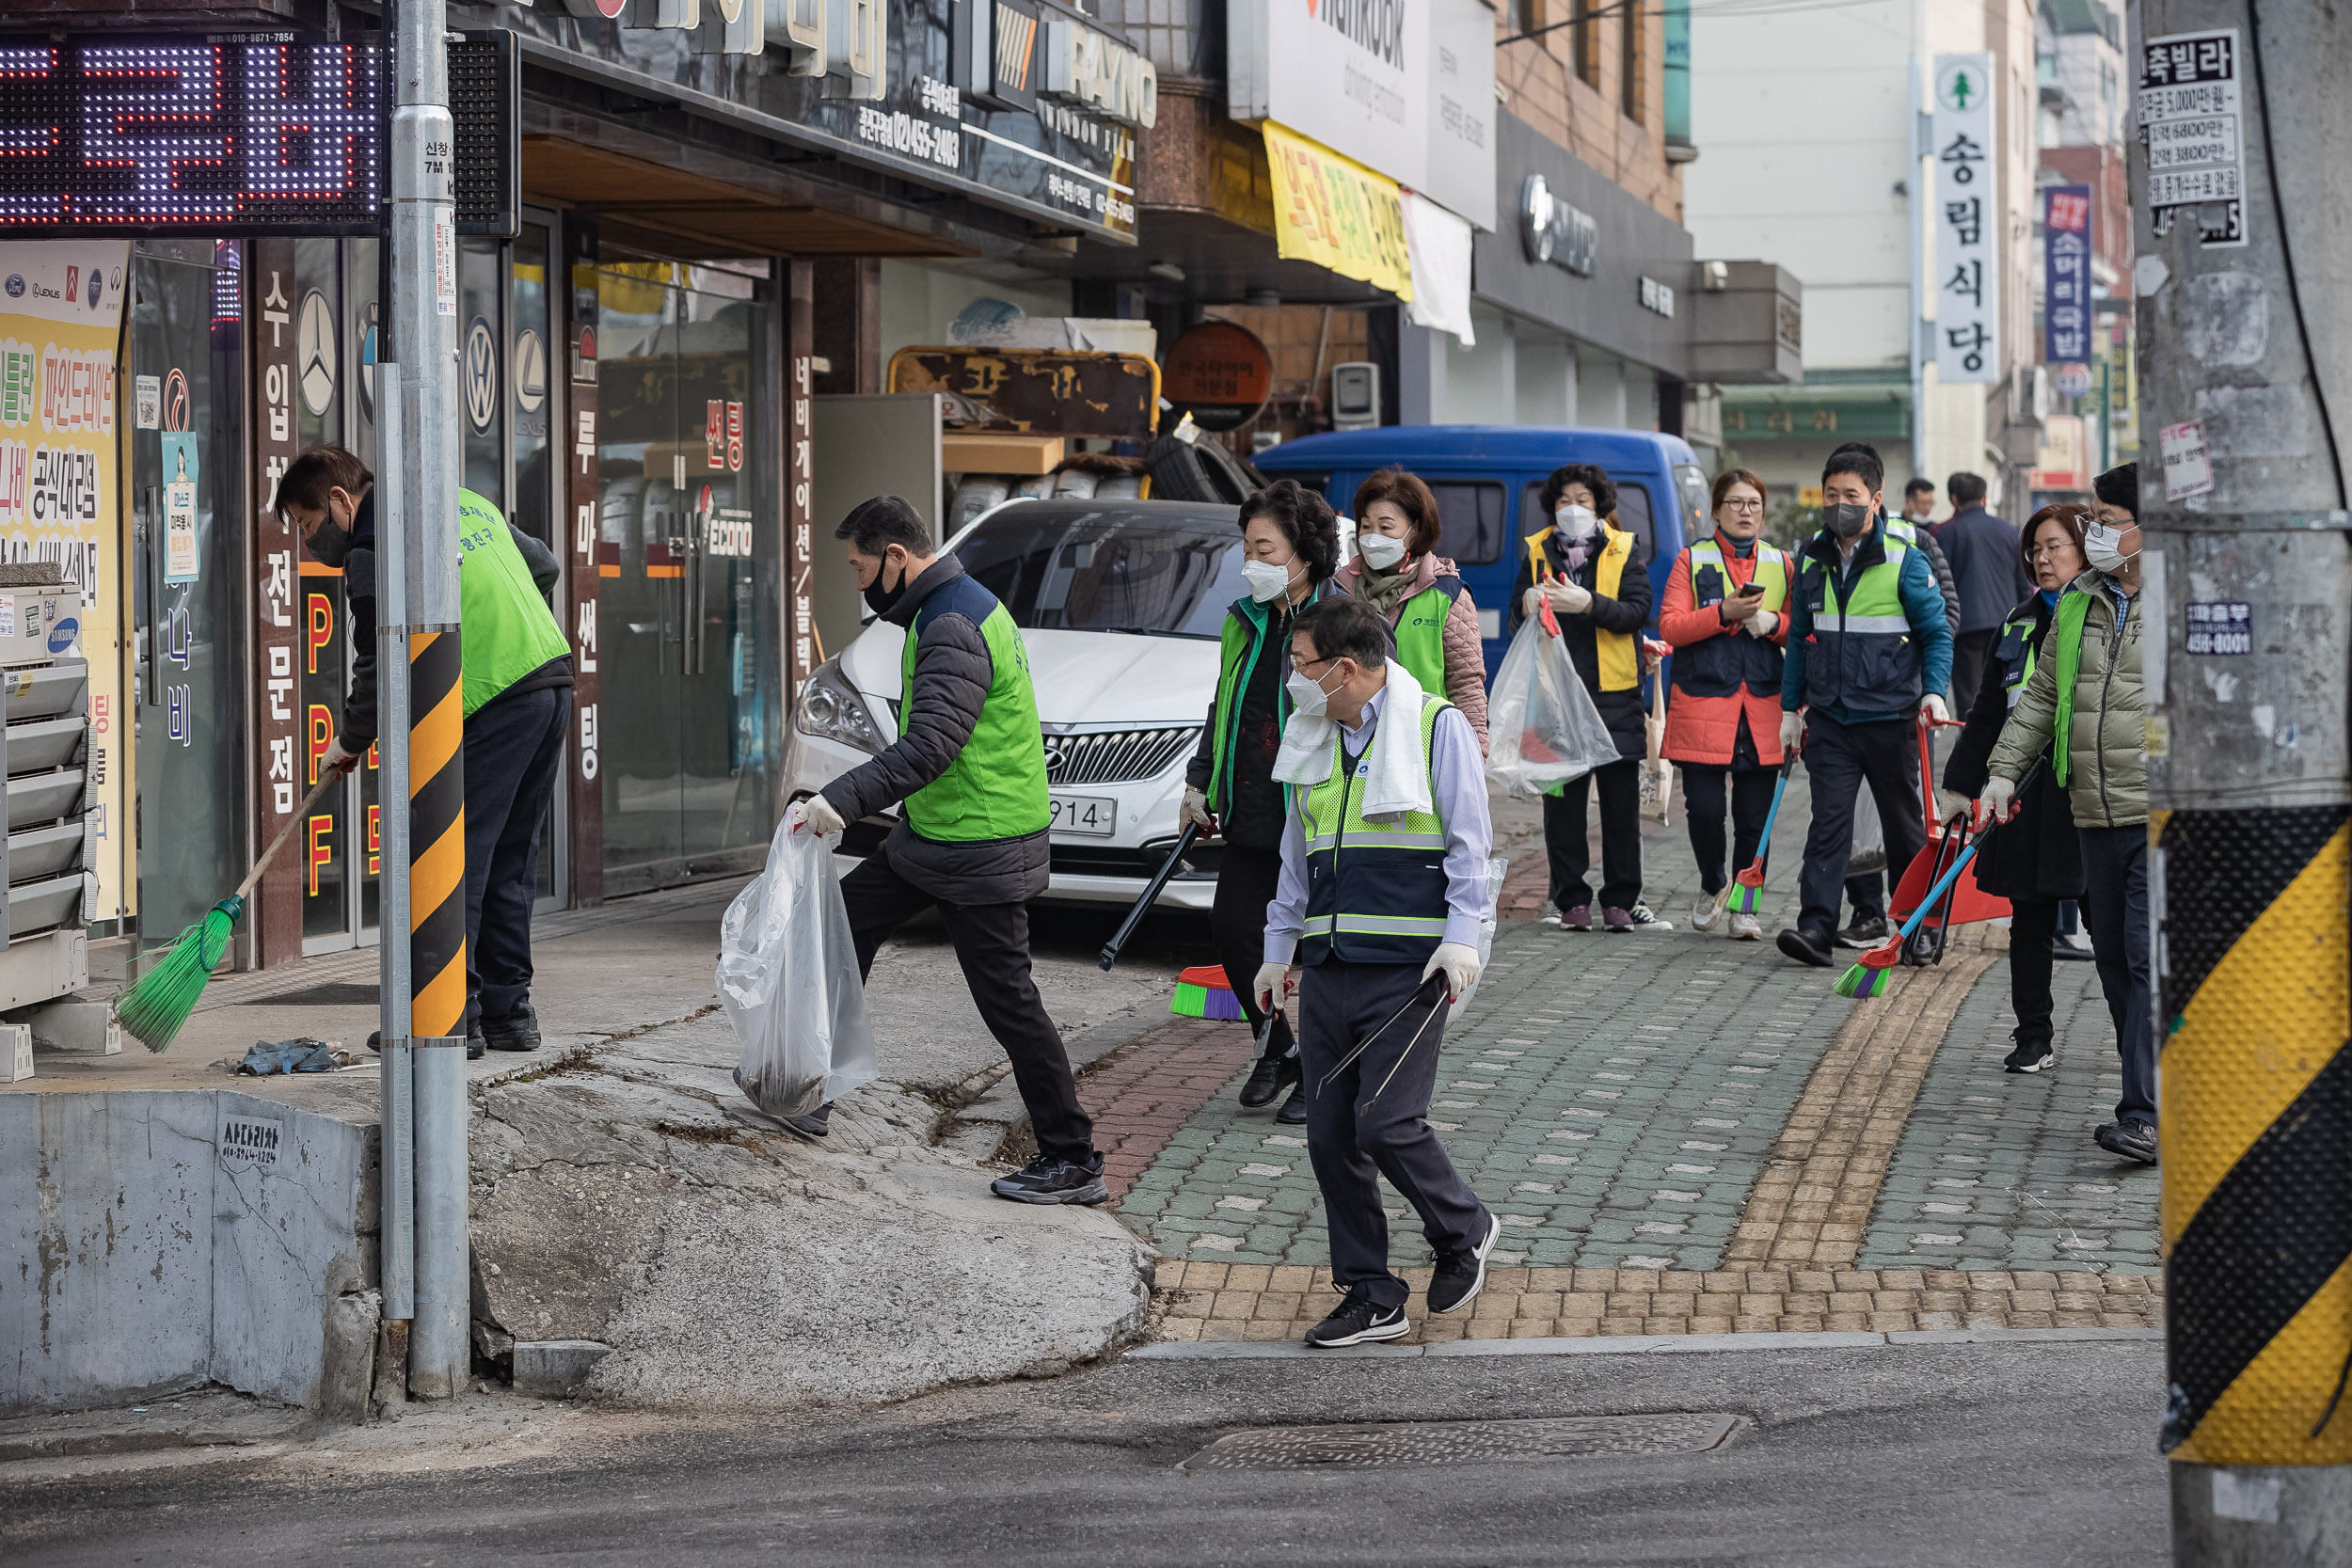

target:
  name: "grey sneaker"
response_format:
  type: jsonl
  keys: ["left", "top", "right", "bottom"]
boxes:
{"left": 1690, "top": 895, "right": 1723, "bottom": 932}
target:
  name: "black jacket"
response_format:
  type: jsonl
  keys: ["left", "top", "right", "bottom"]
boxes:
{"left": 1507, "top": 527, "right": 1651, "bottom": 762}
{"left": 825, "top": 555, "right": 1049, "bottom": 906}
{"left": 1941, "top": 592, "right": 2083, "bottom": 901}
{"left": 1933, "top": 505, "right": 2034, "bottom": 635}
{"left": 337, "top": 492, "right": 564, "bottom": 752}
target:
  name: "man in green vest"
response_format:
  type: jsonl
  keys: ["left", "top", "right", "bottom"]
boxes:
{"left": 276, "top": 445, "right": 575, "bottom": 1059}
{"left": 797, "top": 495, "right": 1104, "bottom": 1205}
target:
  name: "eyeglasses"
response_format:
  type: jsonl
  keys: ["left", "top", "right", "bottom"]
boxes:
{"left": 1719, "top": 498, "right": 1764, "bottom": 514}
{"left": 2025, "top": 543, "right": 2074, "bottom": 560}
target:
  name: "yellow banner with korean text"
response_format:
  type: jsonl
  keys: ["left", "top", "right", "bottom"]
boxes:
{"left": 1261, "top": 122, "right": 1413, "bottom": 301}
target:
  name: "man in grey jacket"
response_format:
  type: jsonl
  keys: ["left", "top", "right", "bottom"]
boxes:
{"left": 797, "top": 496, "right": 1104, "bottom": 1204}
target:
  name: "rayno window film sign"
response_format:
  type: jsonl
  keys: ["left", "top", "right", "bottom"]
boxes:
{"left": 1931, "top": 52, "right": 2000, "bottom": 386}
{"left": 506, "top": 0, "right": 1152, "bottom": 244}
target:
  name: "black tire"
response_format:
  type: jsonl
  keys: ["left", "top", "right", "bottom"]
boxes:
{"left": 1146, "top": 434, "right": 1266, "bottom": 505}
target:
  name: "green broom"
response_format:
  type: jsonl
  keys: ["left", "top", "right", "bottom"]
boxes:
{"left": 118, "top": 773, "right": 338, "bottom": 1053}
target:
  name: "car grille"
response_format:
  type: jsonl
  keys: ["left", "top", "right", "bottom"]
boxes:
{"left": 1042, "top": 727, "right": 1198, "bottom": 787}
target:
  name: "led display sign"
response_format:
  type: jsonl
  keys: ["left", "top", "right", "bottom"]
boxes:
{"left": 0, "top": 35, "right": 382, "bottom": 236}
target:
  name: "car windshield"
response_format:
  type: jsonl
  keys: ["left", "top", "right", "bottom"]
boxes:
{"left": 954, "top": 507, "right": 1245, "bottom": 639}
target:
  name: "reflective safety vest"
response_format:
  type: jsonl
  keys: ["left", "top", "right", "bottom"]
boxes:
{"left": 1672, "top": 536, "right": 1788, "bottom": 700}
{"left": 456, "top": 489, "right": 574, "bottom": 718}
{"left": 1522, "top": 525, "right": 1638, "bottom": 691}
{"left": 1389, "top": 576, "right": 1464, "bottom": 701}
{"left": 1992, "top": 599, "right": 2050, "bottom": 712}
{"left": 1296, "top": 691, "right": 1454, "bottom": 967}
{"left": 898, "top": 574, "right": 1052, "bottom": 842}
{"left": 1796, "top": 526, "right": 1923, "bottom": 715}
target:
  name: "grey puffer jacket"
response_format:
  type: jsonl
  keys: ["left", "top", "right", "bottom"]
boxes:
{"left": 825, "top": 556, "right": 1050, "bottom": 905}
{"left": 1985, "top": 572, "right": 2146, "bottom": 828}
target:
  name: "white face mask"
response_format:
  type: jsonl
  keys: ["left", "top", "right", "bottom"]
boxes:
{"left": 1242, "top": 557, "right": 1296, "bottom": 603}
{"left": 1286, "top": 663, "right": 1340, "bottom": 718}
{"left": 2083, "top": 520, "right": 2137, "bottom": 575}
{"left": 1357, "top": 531, "right": 1409, "bottom": 571}
{"left": 1556, "top": 504, "right": 1599, "bottom": 540}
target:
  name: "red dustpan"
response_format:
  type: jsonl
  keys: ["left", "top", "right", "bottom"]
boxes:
{"left": 1889, "top": 710, "right": 2010, "bottom": 930}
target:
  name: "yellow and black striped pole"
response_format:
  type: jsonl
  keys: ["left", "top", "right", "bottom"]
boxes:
{"left": 406, "top": 628, "right": 468, "bottom": 1044}
{"left": 2138, "top": 2, "right": 2352, "bottom": 1556}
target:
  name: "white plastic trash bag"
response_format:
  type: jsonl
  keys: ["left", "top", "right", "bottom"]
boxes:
{"left": 715, "top": 817, "right": 880, "bottom": 1118}
{"left": 1485, "top": 617, "right": 1622, "bottom": 798}
{"left": 1849, "top": 789, "right": 1887, "bottom": 878}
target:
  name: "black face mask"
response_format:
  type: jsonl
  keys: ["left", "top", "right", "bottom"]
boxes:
{"left": 307, "top": 512, "right": 356, "bottom": 569}
{"left": 1822, "top": 502, "right": 1872, "bottom": 541}
{"left": 862, "top": 554, "right": 908, "bottom": 616}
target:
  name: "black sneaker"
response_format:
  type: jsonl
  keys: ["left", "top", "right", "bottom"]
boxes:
{"left": 2095, "top": 1120, "right": 2158, "bottom": 1165}
{"left": 783, "top": 1103, "right": 832, "bottom": 1139}
{"left": 1305, "top": 1288, "right": 1410, "bottom": 1348}
{"left": 2051, "top": 934, "right": 2097, "bottom": 962}
{"left": 991, "top": 1151, "right": 1109, "bottom": 1205}
{"left": 1274, "top": 1082, "right": 1307, "bottom": 1126}
{"left": 1428, "top": 1211, "right": 1502, "bottom": 1315}
{"left": 481, "top": 1002, "right": 541, "bottom": 1053}
{"left": 1238, "top": 1038, "right": 1300, "bottom": 1109}
{"left": 1837, "top": 914, "right": 1890, "bottom": 948}
{"left": 1776, "top": 927, "right": 1836, "bottom": 968}
{"left": 2003, "top": 1037, "right": 2054, "bottom": 1074}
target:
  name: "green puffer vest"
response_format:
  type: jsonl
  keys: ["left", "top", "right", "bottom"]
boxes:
{"left": 1988, "top": 575, "right": 2146, "bottom": 828}
{"left": 898, "top": 573, "right": 1051, "bottom": 842}
{"left": 456, "top": 489, "right": 574, "bottom": 718}
{"left": 1389, "top": 578, "right": 1462, "bottom": 700}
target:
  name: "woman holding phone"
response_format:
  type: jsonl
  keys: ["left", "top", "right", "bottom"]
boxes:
{"left": 1656, "top": 468, "right": 1789, "bottom": 940}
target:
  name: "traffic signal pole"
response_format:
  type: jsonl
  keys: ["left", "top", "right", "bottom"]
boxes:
{"left": 379, "top": 0, "right": 470, "bottom": 1402}
{"left": 2136, "top": 2, "right": 2352, "bottom": 1560}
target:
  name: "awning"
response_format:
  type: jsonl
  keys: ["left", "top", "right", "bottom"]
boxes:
{"left": 1261, "top": 122, "right": 1413, "bottom": 301}
{"left": 1400, "top": 192, "right": 1474, "bottom": 347}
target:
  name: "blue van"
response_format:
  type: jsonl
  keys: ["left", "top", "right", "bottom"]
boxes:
{"left": 1253, "top": 426, "right": 1712, "bottom": 676}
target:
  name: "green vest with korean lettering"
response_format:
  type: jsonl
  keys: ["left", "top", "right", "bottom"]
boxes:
{"left": 457, "top": 488, "right": 574, "bottom": 718}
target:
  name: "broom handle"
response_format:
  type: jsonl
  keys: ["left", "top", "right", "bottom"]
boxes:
{"left": 234, "top": 773, "right": 342, "bottom": 900}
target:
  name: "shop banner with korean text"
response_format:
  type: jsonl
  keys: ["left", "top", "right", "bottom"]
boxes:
{"left": 1931, "top": 53, "right": 1999, "bottom": 385}
{"left": 0, "top": 241, "right": 129, "bottom": 919}
{"left": 2042, "top": 183, "right": 2092, "bottom": 365}
{"left": 1263, "top": 122, "right": 1414, "bottom": 301}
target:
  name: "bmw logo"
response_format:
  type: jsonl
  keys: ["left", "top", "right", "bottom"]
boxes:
{"left": 2, "top": 276, "right": 21, "bottom": 298}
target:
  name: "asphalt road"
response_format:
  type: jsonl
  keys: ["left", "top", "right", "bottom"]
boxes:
{"left": 1, "top": 1341, "right": 2165, "bottom": 1567}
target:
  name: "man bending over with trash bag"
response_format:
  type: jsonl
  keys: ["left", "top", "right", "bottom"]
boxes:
{"left": 1255, "top": 595, "right": 1500, "bottom": 1346}
{"left": 794, "top": 495, "right": 1106, "bottom": 1206}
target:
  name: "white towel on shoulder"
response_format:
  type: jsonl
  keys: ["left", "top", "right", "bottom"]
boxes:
{"left": 1271, "top": 659, "right": 1434, "bottom": 821}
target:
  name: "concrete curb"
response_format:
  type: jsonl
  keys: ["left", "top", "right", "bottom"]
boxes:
{"left": 1126, "top": 1326, "right": 2165, "bottom": 1361}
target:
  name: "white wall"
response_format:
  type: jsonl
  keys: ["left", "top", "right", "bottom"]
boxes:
{"left": 876, "top": 261, "right": 1073, "bottom": 373}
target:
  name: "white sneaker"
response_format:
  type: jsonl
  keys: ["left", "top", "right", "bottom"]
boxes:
{"left": 1628, "top": 902, "right": 1675, "bottom": 932}
{"left": 1690, "top": 895, "right": 1723, "bottom": 933}
{"left": 1729, "top": 911, "right": 1763, "bottom": 941}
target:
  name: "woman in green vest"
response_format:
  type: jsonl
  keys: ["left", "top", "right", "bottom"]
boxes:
{"left": 1180, "top": 478, "right": 1342, "bottom": 1123}
{"left": 1333, "top": 467, "right": 1488, "bottom": 752}
{"left": 1940, "top": 504, "right": 2089, "bottom": 1077}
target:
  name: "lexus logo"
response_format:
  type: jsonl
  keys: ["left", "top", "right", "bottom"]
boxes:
{"left": 1042, "top": 745, "right": 1066, "bottom": 777}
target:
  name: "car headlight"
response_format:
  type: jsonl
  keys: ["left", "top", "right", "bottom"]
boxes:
{"left": 794, "top": 658, "right": 885, "bottom": 754}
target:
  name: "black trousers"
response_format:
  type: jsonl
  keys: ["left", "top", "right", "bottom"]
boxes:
{"left": 2079, "top": 826, "right": 2156, "bottom": 1129}
{"left": 1949, "top": 627, "right": 1998, "bottom": 712}
{"left": 1210, "top": 841, "right": 1295, "bottom": 1060}
{"left": 2008, "top": 896, "right": 2059, "bottom": 1046}
{"left": 1795, "top": 715, "right": 1925, "bottom": 941}
{"left": 1298, "top": 958, "right": 1488, "bottom": 1309}
{"left": 1544, "top": 756, "right": 1644, "bottom": 913}
{"left": 463, "top": 685, "right": 571, "bottom": 1032}
{"left": 1680, "top": 763, "right": 1777, "bottom": 896}
{"left": 839, "top": 851, "right": 1096, "bottom": 1162}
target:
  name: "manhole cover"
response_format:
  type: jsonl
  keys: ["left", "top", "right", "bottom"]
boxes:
{"left": 237, "top": 983, "right": 380, "bottom": 1007}
{"left": 1178, "top": 1413, "right": 1748, "bottom": 1472}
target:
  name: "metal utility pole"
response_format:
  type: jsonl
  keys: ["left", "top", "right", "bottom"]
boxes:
{"left": 378, "top": 0, "right": 470, "bottom": 1401}
{"left": 2135, "top": 2, "right": 2352, "bottom": 1561}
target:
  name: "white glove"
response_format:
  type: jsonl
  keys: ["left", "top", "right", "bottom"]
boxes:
{"left": 1252, "top": 960, "right": 1295, "bottom": 1012}
{"left": 798, "top": 794, "right": 846, "bottom": 838}
{"left": 1522, "top": 585, "right": 1548, "bottom": 619}
{"left": 1179, "top": 785, "right": 1216, "bottom": 832}
{"left": 1778, "top": 711, "right": 1804, "bottom": 756}
{"left": 1550, "top": 578, "right": 1595, "bottom": 614}
{"left": 1747, "top": 610, "right": 1779, "bottom": 639}
{"left": 1922, "top": 694, "right": 1951, "bottom": 724}
{"left": 1422, "top": 941, "right": 1481, "bottom": 1003}
{"left": 1934, "top": 787, "right": 1972, "bottom": 823}
{"left": 322, "top": 736, "right": 358, "bottom": 776}
{"left": 1980, "top": 775, "right": 2018, "bottom": 825}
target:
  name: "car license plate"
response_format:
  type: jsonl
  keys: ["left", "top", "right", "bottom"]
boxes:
{"left": 1049, "top": 794, "right": 1117, "bottom": 837}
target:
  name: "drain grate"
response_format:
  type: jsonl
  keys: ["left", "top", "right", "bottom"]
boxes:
{"left": 1179, "top": 1414, "right": 1747, "bottom": 1472}
{"left": 234, "top": 982, "right": 380, "bottom": 1007}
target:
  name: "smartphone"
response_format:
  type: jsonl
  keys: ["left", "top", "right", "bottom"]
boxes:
{"left": 1736, "top": 582, "right": 1767, "bottom": 599}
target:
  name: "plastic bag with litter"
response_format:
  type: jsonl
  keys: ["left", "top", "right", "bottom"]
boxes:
{"left": 1484, "top": 615, "right": 1623, "bottom": 798}
{"left": 715, "top": 816, "right": 880, "bottom": 1118}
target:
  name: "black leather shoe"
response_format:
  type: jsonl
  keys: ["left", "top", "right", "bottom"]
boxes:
{"left": 481, "top": 1002, "right": 541, "bottom": 1053}
{"left": 1776, "top": 927, "right": 1836, "bottom": 968}
{"left": 1238, "top": 1038, "right": 1300, "bottom": 1108}
{"left": 2095, "top": 1120, "right": 2158, "bottom": 1165}
{"left": 1274, "top": 1082, "right": 1307, "bottom": 1125}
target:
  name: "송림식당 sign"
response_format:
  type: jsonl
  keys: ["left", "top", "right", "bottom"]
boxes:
{"left": 1931, "top": 53, "right": 2000, "bottom": 386}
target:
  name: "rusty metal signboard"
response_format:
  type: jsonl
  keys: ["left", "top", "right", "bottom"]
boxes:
{"left": 885, "top": 347, "right": 1158, "bottom": 438}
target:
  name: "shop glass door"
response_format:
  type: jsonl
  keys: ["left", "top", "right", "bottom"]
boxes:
{"left": 596, "top": 262, "right": 781, "bottom": 880}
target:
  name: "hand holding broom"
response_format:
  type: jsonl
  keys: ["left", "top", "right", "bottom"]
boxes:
{"left": 116, "top": 771, "right": 342, "bottom": 1052}
{"left": 1835, "top": 761, "right": 2043, "bottom": 1000}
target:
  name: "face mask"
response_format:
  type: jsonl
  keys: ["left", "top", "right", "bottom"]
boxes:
{"left": 1555, "top": 504, "right": 1599, "bottom": 540}
{"left": 1242, "top": 558, "right": 1296, "bottom": 603}
{"left": 1822, "top": 502, "right": 1872, "bottom": 541}
{"left": 1285, "top": 663, "right": 1341, "bottom": 719}
{"left": 2084, "top": 520, "right": 2137, "bottom": 575}
{"left": 1357, "top": 532, "right": 1409, "bottom": 571}
{"left": 306, "top": 514, "right": 355, "bottom": 569}
{"left": 863, "top": 554, "right": 909, "bottom": 615}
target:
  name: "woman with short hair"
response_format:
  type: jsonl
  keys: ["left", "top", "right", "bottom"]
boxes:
{"left": 1333, "top": 467, "right": 1488, "bottom": 752}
